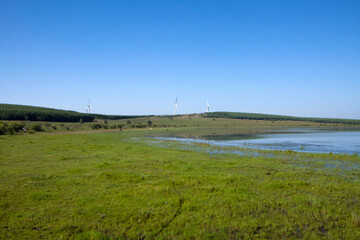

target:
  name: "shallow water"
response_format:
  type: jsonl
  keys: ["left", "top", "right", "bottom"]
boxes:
{"left": 157, "top": 128, "right": 360, "bottom": 154}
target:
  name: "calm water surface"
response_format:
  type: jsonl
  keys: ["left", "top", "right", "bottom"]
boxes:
{"left": 159, "top": 128, "right": 360, "bottom": 154}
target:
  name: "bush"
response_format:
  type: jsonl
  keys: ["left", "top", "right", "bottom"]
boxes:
{"left": 0, "top": 122, "right": 25, "bottom": 135}
{"left": 9, "top": 122, "right": 25, "bottom": 132}
{"left": 30, "top": 123, "right": 42, "bottom": 132}
{"left": 135, "top": 123, "right": 146, "bottom": 128}
{"left": 8, "top": 128, "right": 14, "bottom": 135}
{"left": 91, "top": 123, "right": 102, "bottom": 129}
{"left": 0, "top": 125, "right": 6, "bottom": 135}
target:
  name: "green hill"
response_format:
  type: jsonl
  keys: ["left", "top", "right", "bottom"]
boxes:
{"left": 2, "top": 104, "right": 359, "bottom": 125}
{"left": 0, "top": 104, "right": 148, "bottom": 122}
{"left": 204, "top": 112, "right": 360, "bottom": 125}
{"left": 90, "top": 113, "right": 153, "bottom": 120}
{"left": 0, "top": 104, "right": 95, "bottom": 122}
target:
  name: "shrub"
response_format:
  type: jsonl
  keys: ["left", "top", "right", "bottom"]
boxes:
{"left": 135, "top": 123, "right": 147, "bottom": 128}
{"left": 8, "top": 128, "right": 14, "bottom": 135}
{"left": 9, "top": 122, "right": 25, "bottom": 132}
{"left": 90, "top": 123, "right": 102, "bottom": 129}
{"left": 0, "top": 123, "right": 11, "bottom": 135}
{"left": 30, "top": 123, "right": 42, "bottom": 131}
{"left": 0, "top": 125, "right": 6, "bottom": 135}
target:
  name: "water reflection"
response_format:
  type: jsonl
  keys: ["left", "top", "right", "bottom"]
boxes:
{"left": 156, "top": 128, "right": 360, "bottom": 154}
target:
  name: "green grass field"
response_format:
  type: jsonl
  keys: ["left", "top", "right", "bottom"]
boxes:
{"left": 1, "top": 119, "right": 360, "bottom": 239}
{"left": 1, "top": 114, "right": 354, "bottom": 137}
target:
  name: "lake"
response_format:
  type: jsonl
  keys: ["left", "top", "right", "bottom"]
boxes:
{"left": 157, "top": 128, "right": 360, "bottom": 154}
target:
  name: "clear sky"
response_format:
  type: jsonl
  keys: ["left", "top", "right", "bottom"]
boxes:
{"left": 1, "top": 0, "right": 359, "bottom": 118}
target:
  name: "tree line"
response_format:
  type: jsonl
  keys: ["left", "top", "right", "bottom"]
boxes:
{"left": 204, "top": 112, "right": 360, "bottom": 125}
{"left": 0, "top": 104, "right": 94, "bottom": 122}
{"left": 90, "top": 113, "right": 152, "bottom": 120}
{"left": 0, "top": 104, "right": 153, "bottom": 122}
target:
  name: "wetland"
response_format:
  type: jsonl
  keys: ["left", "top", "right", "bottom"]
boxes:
{"left": 155, "top": 128, "right": 360, "bottom": 154}
{"left": 1, "top": 117, "right": 360, "bottom": 239}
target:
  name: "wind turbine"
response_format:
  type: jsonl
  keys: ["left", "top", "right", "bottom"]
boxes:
{"left": 86, "top": 99, "right": 92, "bottom": 114}
{"left": 174, "top": 97, "right": 178, "bottom": 116}
{"left": 206, "top": 100, "right": 210, "bottom": 113}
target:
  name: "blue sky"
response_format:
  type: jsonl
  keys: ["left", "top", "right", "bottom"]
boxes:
{"left": 1, "top": 0, "right": 359, "bottom": 118}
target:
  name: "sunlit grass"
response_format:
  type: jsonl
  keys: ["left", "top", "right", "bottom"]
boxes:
{"left": 1, "top": 129, "right": 360, "bottom": 239}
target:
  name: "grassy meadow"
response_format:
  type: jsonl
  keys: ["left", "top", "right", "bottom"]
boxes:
{"left": 1, "top": 114, "right": 356, "bottom": 136}
{"left": 1, "top": 117, "right": 360, "bottom": 239}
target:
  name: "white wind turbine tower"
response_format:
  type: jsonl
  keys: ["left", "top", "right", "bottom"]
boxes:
{"left": 86, "top": 99, "right": 92, "bottom": 114}
{"left": 206, "top": 100, "right": 210, "bottom": 113}
{"left": 174, "top": 97, "right": 178, "bottom": 116}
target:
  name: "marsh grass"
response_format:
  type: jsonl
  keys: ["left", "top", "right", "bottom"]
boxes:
{"left": 1, "top": 129, "right": 360, "bottom": 239}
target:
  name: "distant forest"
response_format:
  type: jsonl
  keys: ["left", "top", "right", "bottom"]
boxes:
{"left": 0, "top": 104, "right": 148, "bottom": 122}
{"left": 90, "top": 113, "right": 153, "bottom": 120}
{"left": 0, "top": 104, "right": 95, "bottom": 122}
{"left": 2, "top": 104, "right": 359, "bottom": 125}
{"left": 204, "top": 112, "right": 360, "bottom": 125}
